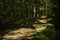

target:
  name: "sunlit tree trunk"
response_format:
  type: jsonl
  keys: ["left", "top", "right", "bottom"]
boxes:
{"left": 33, "top": 4, "right": 36, "bottom": 18}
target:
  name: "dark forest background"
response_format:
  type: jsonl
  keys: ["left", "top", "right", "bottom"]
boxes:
{"left": 0, "top": 0, "right": 60, "bottom": 40}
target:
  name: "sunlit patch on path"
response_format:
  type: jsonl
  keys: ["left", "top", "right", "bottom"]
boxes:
{"left": 3, "top": 26, "right": 47, "bottom": 40}
{"left": 3, "top": 18, "right": 53, "bottom": 40}
{"left": 3, "top": 28, "right": 35, "bottom": 40}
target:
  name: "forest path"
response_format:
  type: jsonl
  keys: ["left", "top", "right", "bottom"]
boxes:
{"left": 3, "top": 26, "right": 47, "bottom": 40}
{"left": 3, "top": 18, "right": 53, "bottom": 40}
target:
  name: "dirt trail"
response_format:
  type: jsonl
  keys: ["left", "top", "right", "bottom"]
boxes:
{"left": 3, "top": 26, "right": 47, "bottom": 40}
{"left": 3, "top": 18, "right": 52, "bottom": 40}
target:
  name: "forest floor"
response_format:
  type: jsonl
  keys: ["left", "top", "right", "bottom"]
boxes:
{"left": 0, "top": 18, "right": 56, "bottom": 40}
{"left": 3, "top": 25, "right": 47, "bottom": 40}
{"left": 3, "top": 24, "right": 53, "bottom": 40}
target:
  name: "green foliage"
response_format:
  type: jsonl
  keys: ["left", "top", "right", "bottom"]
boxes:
{"left": 33, "top": 26, "right": 56, "bottom": 40}
{"left": 0, "top": 0, "right": 34, "bottom": 27}
{"left": 0, "top": 0, "right": 57, "bottom": 40}
{"left": 0, "top": 0, "right": 53, "bottom": 26}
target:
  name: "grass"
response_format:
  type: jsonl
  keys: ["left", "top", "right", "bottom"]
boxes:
{"left": 32, "top": 23, "right": 56, "bottom": 40}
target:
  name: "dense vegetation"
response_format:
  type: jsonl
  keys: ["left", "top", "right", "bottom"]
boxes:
{"left": 0, "top": 0, "right": 60, "bottom": 40}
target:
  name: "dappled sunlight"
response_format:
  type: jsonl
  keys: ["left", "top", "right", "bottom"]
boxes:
{"left": 33, "top": 26, "right": 56, "bottom": 40}
{"left": 2, "top": 18, "right": 54, "bottom": 40}
{"left": 3, "top": 28, "right": 35, "bottom": 40}
{"left": 3, "top": 26, "right": 47, "bottom": 40}
{"left": 36, "top": 27, "right": 47, "bottom": 32}
{"left": 0, "top": 0, "right": 57, "bottom": 40}
{"left": 40, "top": 16, "right": 47, "bottom": 18}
